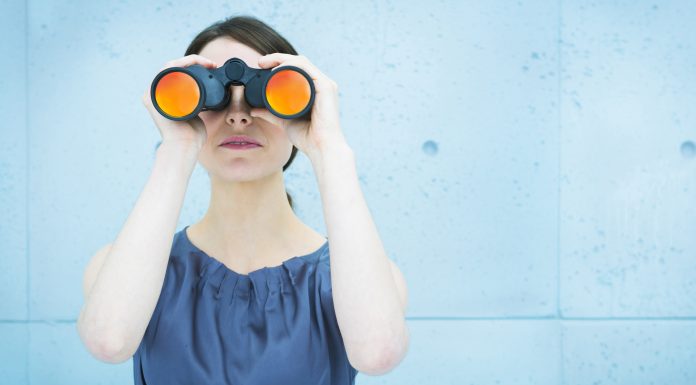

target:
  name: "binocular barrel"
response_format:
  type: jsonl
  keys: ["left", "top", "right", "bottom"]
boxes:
{"left": 151, "top": 57, "right": 315, "bottom": 121}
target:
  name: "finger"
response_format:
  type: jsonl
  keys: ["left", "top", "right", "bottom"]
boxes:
{"left": 259, "top": 53, "right": 335, "bottom": 93}
{"left": 258, "top": 53, "right": 294, "bottom": 69}
{"left": 258, "top": 53, "right": 322, "bottom": 79}
{"left": 159, "top": 54, "right": 218, "bottom": 72}
{"left": 250, "top": 107, "right": 283, "bottom": 127}
{"left": 142, "top": 89, "right": 148, "bottom": 103}
{"left": 187, "top": 115, "right": 206, "bottom": 132}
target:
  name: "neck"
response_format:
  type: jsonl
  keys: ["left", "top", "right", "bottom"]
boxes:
{"left": 198, "top": 170, "right": 301, "bottom": 248}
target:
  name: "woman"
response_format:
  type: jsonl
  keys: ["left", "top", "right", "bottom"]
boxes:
{"left": 77, "top": 15, "right": 409, "bottom": 385}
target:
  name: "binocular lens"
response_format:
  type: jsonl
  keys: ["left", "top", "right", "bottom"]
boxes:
{"left": 154, "top": 71, "right": 201, "bottom": 118}
{"left": 265, "top": 69, "right": 312, "bottom": 116}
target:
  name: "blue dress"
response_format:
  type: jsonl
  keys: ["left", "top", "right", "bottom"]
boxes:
{"left": 133, "top": 225, "right": 359, "bottom": 384}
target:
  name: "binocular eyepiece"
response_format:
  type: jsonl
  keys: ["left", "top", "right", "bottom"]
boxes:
{"left": 150, "top": 57, "right": 315, "bottom": 121}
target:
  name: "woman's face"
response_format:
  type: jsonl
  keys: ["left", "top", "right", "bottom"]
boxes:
{"left": 196, "top": 37, "right": 293, "bottom": 182}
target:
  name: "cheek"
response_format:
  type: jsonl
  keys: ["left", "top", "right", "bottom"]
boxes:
{"left": 271, "top": 125, "right": 293, "bottom": 147}
{"left": 198, "top": 114, "right": 219, "bottom": 144}
{"left": 268, "top": 131, "right": 293, "bottom": 154}
{"left": 199, "top": 113, "right": 213, "bottom": 130}
{"left": 260, "top": 133, "right": 293, "bottom": 164}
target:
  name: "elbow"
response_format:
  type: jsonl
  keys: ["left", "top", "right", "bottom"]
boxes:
{"left": 351, "top": 342, "right": 408, "bottom": 376}
{"left": 83, "top": 333, "right": 132, "bottom": 364}
{"left": 94, "top": 339, "right": 133, "bottom": 364}
{"left": 349, "top": 325, "right": 410, "bottom": 376}
{"left": 76, "top": 316, "right": 134, "bottom": 364}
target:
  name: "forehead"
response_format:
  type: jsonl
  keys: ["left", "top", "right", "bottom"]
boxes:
{"left": 198, "top": 37, "right": 263, "bottom": 69}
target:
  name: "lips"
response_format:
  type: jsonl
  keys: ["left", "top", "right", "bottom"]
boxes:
{"left": 219, "top": 135, "right": 262, "bottom": 146}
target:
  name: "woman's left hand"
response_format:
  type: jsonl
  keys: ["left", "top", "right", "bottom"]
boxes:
{"left": 250, "top": 53, "right": 349, "bottom": 161}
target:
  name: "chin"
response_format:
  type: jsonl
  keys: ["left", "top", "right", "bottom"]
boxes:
{"left": 215, "top": 164, "right": 279, "bottom": 182}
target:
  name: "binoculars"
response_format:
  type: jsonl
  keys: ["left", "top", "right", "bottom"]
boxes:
{"left": 150, "top": 57, "right": 315, "bottom": 121}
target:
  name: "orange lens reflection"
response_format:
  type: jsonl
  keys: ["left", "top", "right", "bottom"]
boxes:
{"left": 265, "top": 69, "right": 311, "bottom": 116}
{"left": 154, "top": 71, "right": 201, "bottom": 118}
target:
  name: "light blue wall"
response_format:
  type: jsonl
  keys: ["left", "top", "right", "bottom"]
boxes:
{"left": 1, "top": 0, "right": 695, "bottom": 384}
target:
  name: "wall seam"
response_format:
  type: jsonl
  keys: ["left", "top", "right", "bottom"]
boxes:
{"left": 25, "top": 0, "right": 31, "bottom": 384}
{"left": 557, "top": 0, "right": 565, "bottom": 383}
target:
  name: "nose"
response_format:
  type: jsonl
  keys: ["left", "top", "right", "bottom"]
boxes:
{"left": 223, "top": 85, "right": 253, "bottom": 128}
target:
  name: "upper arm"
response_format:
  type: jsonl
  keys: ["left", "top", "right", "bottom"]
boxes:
{"left": 387, "top": 259, "right": 408, "bottom": 314}
{"left": 82, "top": 243, "right": 113, "bottom": 302}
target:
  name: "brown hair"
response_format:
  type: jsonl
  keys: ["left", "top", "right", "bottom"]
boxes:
{"left": 184, "top": 15, "right": 300, "bottom": 209}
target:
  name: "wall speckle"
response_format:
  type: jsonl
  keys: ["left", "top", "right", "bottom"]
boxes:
{"left": 421, "top": 140, "right": 438, "bottom": 156}
{"left": 680, "top": 140, "right": 695, "bottom": 158}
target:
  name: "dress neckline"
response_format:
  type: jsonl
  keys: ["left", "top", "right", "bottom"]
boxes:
{"left": 182, "top": 225, "right": 329, "bottom": 278}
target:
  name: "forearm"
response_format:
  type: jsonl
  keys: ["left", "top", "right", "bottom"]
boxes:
{"left": 310, "top": 142, "right": 408, "bottom": 371}
{"left": 78, "top": 142, "right": 198, "bottom": 359}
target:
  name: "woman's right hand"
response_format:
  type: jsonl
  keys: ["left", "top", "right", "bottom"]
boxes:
{"left": 142, "top": 54, "right": 218, "bottom": 151}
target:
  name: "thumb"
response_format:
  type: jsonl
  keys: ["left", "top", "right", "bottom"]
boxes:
{"left": 250, "top": 108, "right": 283, "bottom": 127}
